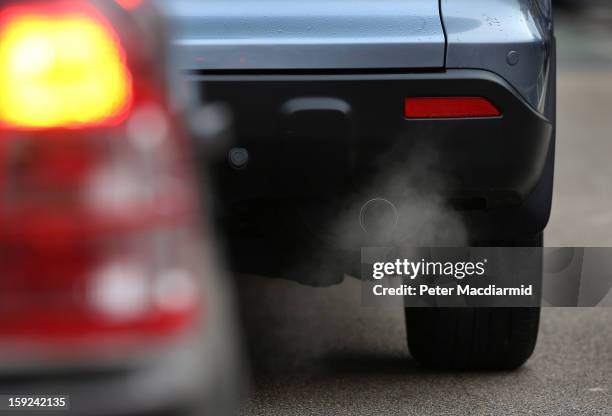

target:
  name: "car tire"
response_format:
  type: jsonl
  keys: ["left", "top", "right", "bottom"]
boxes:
{"left": 405, "top": 307, "right": 540, "bottom": 371}
{"left": 405, "top": 234, "right": 542, "bottom": 371}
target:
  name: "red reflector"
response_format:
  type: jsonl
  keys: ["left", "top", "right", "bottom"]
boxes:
{"left": 404, "top": 97, "right": 501, "bottom": 119}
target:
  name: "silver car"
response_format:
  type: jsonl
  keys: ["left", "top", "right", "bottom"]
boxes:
{"left": 163, "top": 0, "right": 556, "bottom": 371}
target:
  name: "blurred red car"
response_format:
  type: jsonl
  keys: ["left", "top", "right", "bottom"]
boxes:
{"left": 0, "top": 1, "right": 240, "bottom": 415}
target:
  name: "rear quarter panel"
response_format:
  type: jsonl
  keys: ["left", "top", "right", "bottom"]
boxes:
{"left": 442, "top": 0, "right": 554, "bottom": 111}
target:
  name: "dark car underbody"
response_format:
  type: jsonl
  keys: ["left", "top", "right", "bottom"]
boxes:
{"left": 190, "top": 66, "right": 555, "bottom": 283}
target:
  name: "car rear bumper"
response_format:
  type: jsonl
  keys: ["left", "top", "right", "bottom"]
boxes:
{"left": 191, "top": 69, "right": 554, "bottom": 284}
{"left": 196, "top": 68, "right": 553, "bottom": 219}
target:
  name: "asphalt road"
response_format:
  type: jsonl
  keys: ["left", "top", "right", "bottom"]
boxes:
{"left": 235, "top": 11, "right": 612, "bottom": 416}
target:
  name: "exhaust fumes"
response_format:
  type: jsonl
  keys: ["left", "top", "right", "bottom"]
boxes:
{"left": 337, "top": 141, "right": 468, "bottom": 250}
{"left": 284, "top": 140, "right": 469, "bottom": 287}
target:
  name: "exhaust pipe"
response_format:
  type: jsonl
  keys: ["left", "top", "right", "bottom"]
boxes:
{"left": 359, "top": 198, "right": 398, "bottom": 241}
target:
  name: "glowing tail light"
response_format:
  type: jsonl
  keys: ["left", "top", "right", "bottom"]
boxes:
{"left": 404, "top": 97, "right": 501, "bottom": 119}
{"left": 0, "top": 2, "right": 133, "bottom": 130}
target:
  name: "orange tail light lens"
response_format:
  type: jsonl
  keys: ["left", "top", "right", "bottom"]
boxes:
{"left": 0, "top": 2, "right": 133, "bottom": 130}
